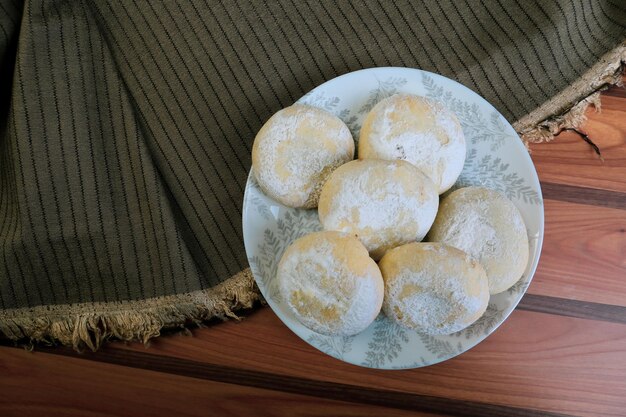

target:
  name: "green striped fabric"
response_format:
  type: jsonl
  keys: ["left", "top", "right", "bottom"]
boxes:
{"left": 0, "top": 0, "right": 624, "bottom": 344}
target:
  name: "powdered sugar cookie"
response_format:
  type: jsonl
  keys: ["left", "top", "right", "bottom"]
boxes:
{"left": 379, "top": 242, "right": 489, "bottom": 335}
{"left": 318, "top": 159, "right": 438, "bottom": 260}
{"left": 277, "top": 231, "right": 383, "bottom": 336}
{"left": 359, "top": 94, "right": 465, "bottom": 194}
{"left": 427, "top": 186, "right": 529, "bottom": 294}
{"left": 252, "top": 104, "right": 354, "bottom": 208}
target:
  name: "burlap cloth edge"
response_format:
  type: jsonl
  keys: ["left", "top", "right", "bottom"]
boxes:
{"left": 0, "top": 270, "right": 260, "bottom": 350}
{"left": 516, "top": 41, "right": 625, "bottom": 143}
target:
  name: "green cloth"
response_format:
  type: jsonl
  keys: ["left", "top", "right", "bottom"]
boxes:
{"left": 0, "top": 0, "right": 624, "bottom": 346}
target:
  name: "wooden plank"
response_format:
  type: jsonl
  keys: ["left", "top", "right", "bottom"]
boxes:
{"left": 527, "top": 199, "right": 626, "bottom": 306}
{"left": 530, "top": 93, "right": 626, "bottom": 193}
{"left": 105, "top": 309, "right": 626, "bottom": 417}
{"left": 540, "top": 182, "right": 626, "bottom": 210}
{"left": 518, "top": 294, "right": 626, "bottom": 324}
{"left": 0, "top": 347, "right": 444, "bottom": 417}
{"left": 13, "top": 347, "right": 574, "bottom": 417}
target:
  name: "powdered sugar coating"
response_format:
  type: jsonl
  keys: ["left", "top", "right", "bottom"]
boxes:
{"left": 427, "top": 187, "right": 529, "bottom": 294}
{"left": 379, "top": 242, "right": 489, "bottom": 335}
{"left": 318, "top": 159, "right": 438, "bottom": 260}
{"left": 252, "top": 104, "right": 354, "bottom": 208}
{"left": 277, "top": 231, "right": 384, "bottom": 336}
{"left": 359, "top": 94, "right": 466, "bottom": 194}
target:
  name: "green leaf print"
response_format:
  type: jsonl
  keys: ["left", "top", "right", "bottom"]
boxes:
{"left": 455, "top": 303, "right": 503, "bottom": 340}
{"left": 362, "top": 316, "right": 410, "bottom": 367}
{"left": 422, "top": 73, "right": 517, "bottom": 151}
{"left": 307, "top": 334, "right": 355, "bottom": 360}
{"left": 456, "top": 149, "right": 542, "bottom": 205}
{"left": 419, "top": 334, "right": 463, "bottom": 359}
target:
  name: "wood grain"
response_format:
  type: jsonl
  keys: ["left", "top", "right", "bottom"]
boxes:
{"left": 603, "top": 82, "right": 626, "bottom": 99}
{"left": 527, "top": 199, "right": 626, "bottom": 306}
{"left": 541, "top": 182, "right": 626, "bottom": 210}
{"left": 104, "top": 309, "right": 626, "bottom": 417}
{"left": 16, "top": 347, "right": 573, "bottom": 417}
{"left": 530, "top": 94, "right": 626, "bottom": 193}
{"left": 519, "top": 294, "right": 626, "bottom": 324}
{"left": 0, "top": 347, "right": 442, "bottom": 417}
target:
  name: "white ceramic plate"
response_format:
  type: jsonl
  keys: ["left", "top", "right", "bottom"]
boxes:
{"left": 243, "top": 67, "right": 544, "bottom": 369}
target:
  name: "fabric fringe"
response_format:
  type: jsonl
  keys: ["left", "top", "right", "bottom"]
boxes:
{"left": 0, "top": 268, "right": 261, "bottom": 351}
{"left": 515, "top": 42, "right": 625, "bottom": 144}
{"left": 519, "top": 92, "right": 603, "bottom": 143}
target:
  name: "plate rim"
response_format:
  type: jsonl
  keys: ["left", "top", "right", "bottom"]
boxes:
{"left": 242, "top": 66, "right": 544, "bottom": 369}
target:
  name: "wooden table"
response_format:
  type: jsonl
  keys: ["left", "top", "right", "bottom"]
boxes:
{"left": 1, "top": 78, "right": 625, "bottom": 417}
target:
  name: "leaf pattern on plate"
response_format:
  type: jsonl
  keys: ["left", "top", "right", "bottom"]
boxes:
{"left": 249, "top": 195, "right": 272, "bottom": 221}
{"left": 276, "top": 209, "right": 321, "bottom": 244}
{"left": 246, "top": 174, "right": 273, "bottom": 221}
{"left": 253, "top": 208, "right": 322, "bottom": 304}
{"left": 455, "top": 149, "right": 543, "bottom": 205}
{"left": 337, "top": 76, "right": 408, "bottom": 143}
{"left": 307, "top": 334, "right": 355, "bottom": 361}
{"left": 422, "top": 73, "right": 517, "bottom": 152}
{"left": 455, "top": 303, "right": 504, "bottom": 339}
{"left": 362, "top": 315, "right": 410, "bottom": 368}
{"left": 358, "top": 76, "right": 408, "bottom": 115}
{"left": 247, "top": 255, "right": 262, "bottom": 283}
{"left": 336, "top": 108, "right": 361, "bottom": 141}
{"left": 419, "top": 334, "right": 464, "bottom": 359}
{"left": 507, "top": 276, "right": 530, "bottom": 295}
{"left": 298, "top": 92, "right": 341, "bottom": 112}
{"left": 257, "top": 228, "right": 283, "bottom": 302}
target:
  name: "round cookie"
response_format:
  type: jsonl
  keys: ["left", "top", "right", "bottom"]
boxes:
{"left": 379, "top": 242, "right": 489, "bottom": 335}
{"left": 318, "top": 159, "right": 438, "bottom": 260}
{"left": 427, "top": 186, "right": 529, "bottom": 294}
{"left": 359, "top": 94, "right": 466, "bottom": 194}
{"left": 252, "top": 104, "right": 354, "bottom": 208}
{"left": 277, "top": 231, "right": 384, "bottom": 336}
